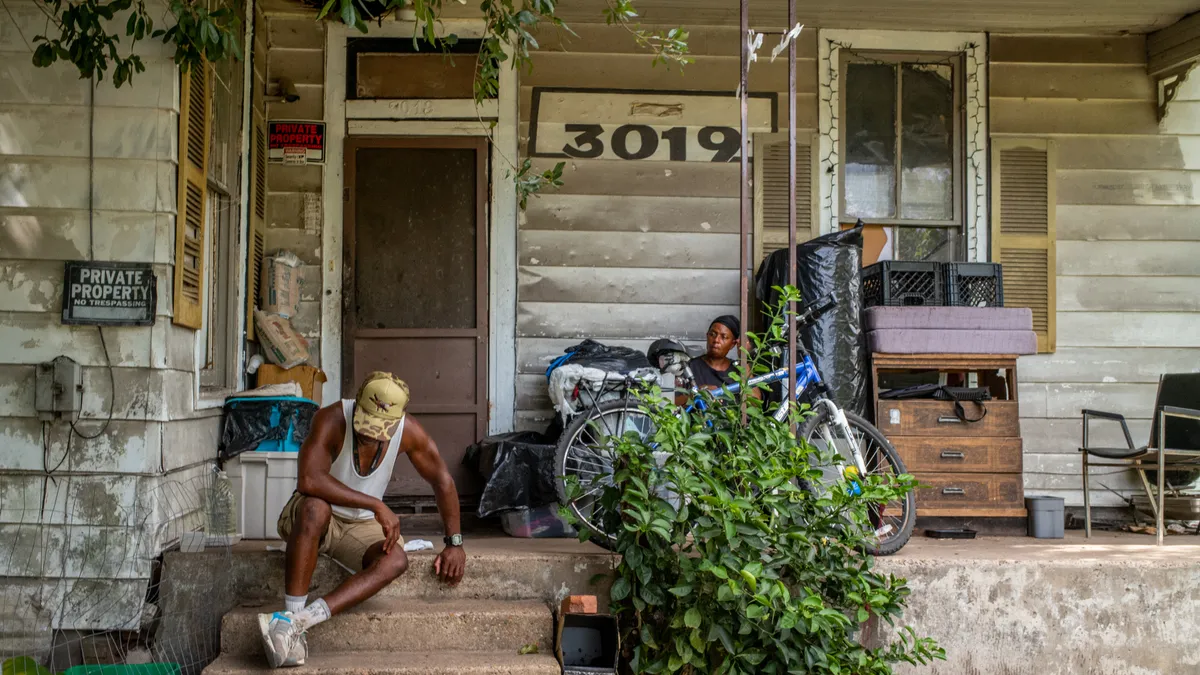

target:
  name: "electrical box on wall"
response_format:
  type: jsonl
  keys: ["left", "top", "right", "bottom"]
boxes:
{"left": 35, "top": 356, "right": 82, "bottom": 421}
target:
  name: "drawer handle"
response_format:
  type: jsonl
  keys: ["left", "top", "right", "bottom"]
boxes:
{"left": 937, "top": 416, "right": 962, "bottom": 424}
{"left": 942, "top": 487, "right": 967, "bottom": 496}
{"left": 940, "top": 451, "right": 966, "bottom": 459}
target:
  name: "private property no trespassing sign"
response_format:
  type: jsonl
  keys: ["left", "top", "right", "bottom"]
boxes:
{"left": 62, "top": 261, "right": 156, "bottom": 326}
{"left": 269, "top": 121, "right": 325, "bottom": 165}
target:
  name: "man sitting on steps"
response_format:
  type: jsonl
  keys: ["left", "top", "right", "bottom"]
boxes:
{"left": 258, "top": 371, "right": 467, "bottom": 668}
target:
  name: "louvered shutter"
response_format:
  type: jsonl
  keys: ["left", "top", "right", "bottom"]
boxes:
{"left": 754, "top": 132, "right": 817, "bottom": 262}
{"left": 991, "top": 138, "right": 1056, "bottom": 353}
{"left": 246, "top": 115, "right": 268, "bottom": 341}
{"left": 173, "top": 63, "right": 212, "bottom": 329}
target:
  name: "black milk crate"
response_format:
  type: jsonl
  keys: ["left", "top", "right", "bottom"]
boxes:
{"left": 945, "top": 262, "right": 1004, "bottom": 307}
{"left": 861, "top": 261, "right": 944, "bottom": 308}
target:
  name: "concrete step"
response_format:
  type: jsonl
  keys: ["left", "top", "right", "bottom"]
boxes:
{"left": 220, "top": 599, "right": 553, "bottom": 656}
{"left": 202, "top": 650, "right": 561, "bottom": 675}
{"left": 226, "top": 538, "right": 614, "bottom": 605}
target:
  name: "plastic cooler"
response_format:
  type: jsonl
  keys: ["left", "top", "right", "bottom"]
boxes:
{"left": 226, "top": 451, "right": 299, "bottom": 540}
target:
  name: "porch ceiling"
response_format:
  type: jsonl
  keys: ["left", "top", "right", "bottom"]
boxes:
{"left": 554, "top": 0, "right": 1200, "bottom": 35}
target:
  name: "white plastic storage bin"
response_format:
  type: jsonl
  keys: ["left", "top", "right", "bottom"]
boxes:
{"left": 226, "top": 451, "right": 299, "bottom": 540}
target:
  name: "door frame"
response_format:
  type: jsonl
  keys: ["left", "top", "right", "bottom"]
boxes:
{"left": 340, "top": 136, "right": 490, "bottom": 443}
{"left": 322, "top": 21, "right": 519, "bottom": 432}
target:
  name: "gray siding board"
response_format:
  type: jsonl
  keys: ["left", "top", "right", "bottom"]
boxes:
{"left": 520, "top": 230, "right": 739, "bottom": 269}
{"left": 518, "top": 302, "right": 735, "bottom": 339}
{"left": 519, "top": 266, "right": 740, "bottom": 304}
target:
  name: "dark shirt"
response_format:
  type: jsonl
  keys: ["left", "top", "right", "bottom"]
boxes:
{"left": 690, "top": 357, "right": 737, "bottom": 389}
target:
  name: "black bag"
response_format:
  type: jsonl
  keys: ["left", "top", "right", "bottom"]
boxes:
{"left": 466, "top": 432, "right": 560, "bottom": 517}
{"left": 879, "top": 384, "right": 991, "bottom": 423}
{"left": 755, "top": 226, "right": 867, "bottom": 414}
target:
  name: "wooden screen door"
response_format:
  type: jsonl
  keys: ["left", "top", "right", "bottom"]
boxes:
{"left": 343, "top": 137, "right": 488, "bottom": 498}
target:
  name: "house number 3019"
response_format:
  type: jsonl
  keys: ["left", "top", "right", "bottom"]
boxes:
{"left": 560, "top": 124, "right": 741, "bottom": 162}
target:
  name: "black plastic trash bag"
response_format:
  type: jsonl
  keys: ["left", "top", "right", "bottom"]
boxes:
{"left": 219, "top": 396, "right": 319, "bottom": 461}
{"left": 544, "top": 339, "right": 652, "bottom": 378}
{"left": 755, "top": 225, "right": 867, "bottom": 415}
{"left": 466, "top": 432, "right": 560, "bottom": 518}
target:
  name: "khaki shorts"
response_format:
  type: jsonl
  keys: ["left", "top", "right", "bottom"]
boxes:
{"left": 277, "top": 492, "right": 399, "bottom": 572}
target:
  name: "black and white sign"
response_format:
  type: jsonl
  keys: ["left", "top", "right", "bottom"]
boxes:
{"left": 528, "top": 88, "right": 777, "bottom": 162}
{"left": 62, "top": 261, "right": 156, "bottom": 326}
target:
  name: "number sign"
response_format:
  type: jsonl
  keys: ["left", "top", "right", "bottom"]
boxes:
{"left": 529, "top": 88, "right": 777, "bottom": 163}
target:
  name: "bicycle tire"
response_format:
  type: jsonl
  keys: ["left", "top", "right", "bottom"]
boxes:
{"left": 798, "top": 408, "right": 915, "bottom": 556}
{"left": 554, "top": 399, "right": 655, "bottom": 551}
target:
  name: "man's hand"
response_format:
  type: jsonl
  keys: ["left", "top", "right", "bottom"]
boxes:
{"left": 373, "top": 503, "right": 401, "bottom": 553}
{"left": 434, "top": 545, "right": 466, "bottom": 586}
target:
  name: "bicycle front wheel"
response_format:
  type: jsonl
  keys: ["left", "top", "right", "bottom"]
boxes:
{"left": 798, "top": 408, "right": 915, "bottom": 556}
{"left": 554, "top": 399, "right": 657, "bottom": 550}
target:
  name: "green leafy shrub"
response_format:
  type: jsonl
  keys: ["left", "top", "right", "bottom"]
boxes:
{"left": 565, "top": 290, "right": 943, "bottom": 674}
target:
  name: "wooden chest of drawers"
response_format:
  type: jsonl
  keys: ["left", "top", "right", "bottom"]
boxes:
{"left": 872, "top": 354, "right": 1026, "bottom": 518}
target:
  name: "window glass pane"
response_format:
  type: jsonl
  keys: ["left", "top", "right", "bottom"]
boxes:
{"left": 900, "top": 63, "right": 954, "bottom": 220}
{"left": 844, "top": 62, "right": 897, "bottom": 219}
{"left": 894, "top": 226, "right": 959, "bottom": 262}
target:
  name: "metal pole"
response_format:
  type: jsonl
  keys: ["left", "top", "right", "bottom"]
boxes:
{"left": 786, "top": 0, "right": 798, "bottom": 430}
{"left": 738, "top": 0, "right": 751, "bottom": 421}
{"left": 1157, "top": 408, "right": 1166, "bottom": 546}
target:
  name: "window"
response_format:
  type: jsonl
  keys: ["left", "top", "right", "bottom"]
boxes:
{"left": 198, "top": 51, "right": 247, "bottom": 395}
{"left": 840, "top": 52, "right": 964, "bottom": 261}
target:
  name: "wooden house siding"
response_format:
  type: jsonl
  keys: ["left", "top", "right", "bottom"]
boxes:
{"left": 514, "top": 24, "right": 819, "bottom": 430}
{"left": 992, "top": 35, "right": 1200, "bottom": 506}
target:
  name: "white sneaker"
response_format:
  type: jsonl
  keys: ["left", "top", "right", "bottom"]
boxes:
{"left": 258, "top": 611, "right": 308, "bottom": 668}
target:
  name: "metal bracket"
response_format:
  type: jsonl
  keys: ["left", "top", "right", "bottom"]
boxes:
{"left": 1156, "top": 63, "right": 1196, "bottom": 122}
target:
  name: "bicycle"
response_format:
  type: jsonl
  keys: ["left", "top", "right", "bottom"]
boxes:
{"left": 553, "top": 293, "right": 916, "bottom": 556}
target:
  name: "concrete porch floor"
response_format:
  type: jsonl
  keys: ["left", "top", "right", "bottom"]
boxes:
{"left": 197, "top": 531, "right": 1199, "bottom": 675}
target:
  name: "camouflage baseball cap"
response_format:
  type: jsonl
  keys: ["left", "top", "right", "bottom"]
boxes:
{"left": 353, "top": 372, "right": 410, "bottom": 440}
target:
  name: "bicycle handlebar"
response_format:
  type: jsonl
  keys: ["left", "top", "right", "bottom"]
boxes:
{"left": 781, "top": 293, "right": 837, "bottom": 336}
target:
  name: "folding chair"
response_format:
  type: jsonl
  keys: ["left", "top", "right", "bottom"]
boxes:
{"left": 1079, "top": 373, "right": 1200, "bottom": 545}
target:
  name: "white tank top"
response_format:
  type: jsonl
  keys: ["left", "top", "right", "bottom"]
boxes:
{"left": 329, "top": 399, "right": 405, "bottom": 521}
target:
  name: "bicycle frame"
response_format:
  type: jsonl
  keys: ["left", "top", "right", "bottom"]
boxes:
{"left": 681, "top": 338, "right": 869, "bottom": 476}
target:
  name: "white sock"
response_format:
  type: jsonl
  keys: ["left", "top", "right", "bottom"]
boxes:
{"left": 284, "top": 594, "right": 307, "bottom": 614}
{"left": 294, "top": 598, "right": 330, "bottom": 630}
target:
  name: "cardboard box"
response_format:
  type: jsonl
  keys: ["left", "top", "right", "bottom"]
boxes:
{"left": 257, "top": 364, "right": 327, "bottom": 404}
{"left": 260, "top": 252, "right": 304, "bottom": 318}
{"left": 255, "top": 310, "right": 309, "bottom": 369}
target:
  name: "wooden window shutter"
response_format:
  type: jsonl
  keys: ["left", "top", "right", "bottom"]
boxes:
{"left": 246, "top": 115, "right": 268, "bottom": 341}
{"left": 753, "top": 132, "right": 818, "bottom": 263}
{"left": 173, "top": 63, "right": 212, "bottom": 329}
{"left": 991, "top": 138, "right": 1056, "bottom": 353}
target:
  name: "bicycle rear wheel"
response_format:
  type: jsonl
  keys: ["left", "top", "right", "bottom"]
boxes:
{"left": 798, "top": 408, "right": 915, "bottom": 556}
{"left": 554, "top": 399, "right": 656, "bottom": 550}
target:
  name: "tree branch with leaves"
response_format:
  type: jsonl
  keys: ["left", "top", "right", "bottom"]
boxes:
{"left": 18, "top": 0, "right": 689, "bottom": 206}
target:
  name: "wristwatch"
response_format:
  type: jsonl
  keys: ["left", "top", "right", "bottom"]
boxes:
{"left": 443, "top": 534, "right": 463, "bottom": 547}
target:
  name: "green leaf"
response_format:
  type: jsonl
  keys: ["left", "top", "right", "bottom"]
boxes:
{"left": 739, "top": 569, "right": 757, "bottom": 593}
{"left": 2, "top": 658, "right": 51, "bottom": 675}
{"left": 689, "top": 629, "right": 705, "bottom": 653}
{"left": 708, "top": 624, "right": 735, "bottom": 653}
{"left": 745, "top": 605, "right": 765, "bottom": 620}
{"left": 684, "top": 607, "right": 702, "bottom": 629}
{"left": 611, "top": 577, "right": 631, "bottom": 601}
{"left": 668, "top": 585, "right": 693, "bottom": 597}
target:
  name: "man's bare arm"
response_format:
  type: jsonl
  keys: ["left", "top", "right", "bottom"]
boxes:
{"left": 296, "top": 405, "right": 387, "bottom": 514}
{"left": 403, "top": 416, "right": 465, "bottom": 583}
{"left": 402, "top": 416, "right": 461, "bottom": 537}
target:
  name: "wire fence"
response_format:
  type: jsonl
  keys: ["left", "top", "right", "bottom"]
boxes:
{"left": 1, "top": 468, "right": 235, "bottom": 675}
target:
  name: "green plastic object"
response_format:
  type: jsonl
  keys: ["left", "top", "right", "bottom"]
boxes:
{"left": 62, "top": 664, "right": 181, "bottom": 675}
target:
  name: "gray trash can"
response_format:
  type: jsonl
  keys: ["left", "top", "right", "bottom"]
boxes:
{"left": 1025, "top": 496, "right": 1065, "bottom": 538}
